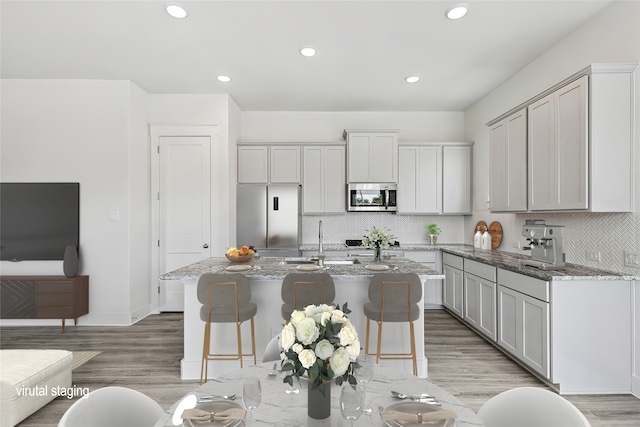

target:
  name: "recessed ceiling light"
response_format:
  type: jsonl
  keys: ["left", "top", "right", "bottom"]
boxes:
{"left": 299, "top": 47, "right": 317, "bottom": 57}
{"left": 405, "top": 76, "right": 420, "bottom": 83}
{"left": 217, "top": 75, "right": 231, "bottom": 83}
{"left": 445, "top": 3, "right": 468, "bottom": 20}
{"left": 165, "top": 2, "right": 188, "bottom": 19}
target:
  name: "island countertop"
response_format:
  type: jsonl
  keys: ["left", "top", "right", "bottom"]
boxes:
{"left": 160, "top": 256, "right": 445, "bottom": 281}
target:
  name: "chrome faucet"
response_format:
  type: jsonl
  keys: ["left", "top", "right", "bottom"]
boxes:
{"left": 317, "top": 220, "right": 325, "bottom": 266}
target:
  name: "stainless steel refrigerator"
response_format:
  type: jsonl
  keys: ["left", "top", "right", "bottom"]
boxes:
{"left": 236, "top": 185, "right": 301, "bottom": 257}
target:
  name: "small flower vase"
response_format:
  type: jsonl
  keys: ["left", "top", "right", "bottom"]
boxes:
{"left": 429, "top": 234, "right": 438, "bottom": 246}
{"left": 308, "top": 380, "right": 331, "bottom": 419}
{"left": 374, "top": 247, "right": 381, "bottom": 262}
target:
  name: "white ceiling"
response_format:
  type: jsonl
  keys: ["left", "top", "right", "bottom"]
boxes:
{"left": 1, "top": 0, "right": 615, "bottom": 111}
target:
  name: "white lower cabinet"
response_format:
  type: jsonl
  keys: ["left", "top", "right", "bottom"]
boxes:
{"left": 442, "top": 253, "right": 464, "bottom": 318}
{"left": 497, "top": 269, "right": 549, "bottom": 378}
{"left": 463, "top": 259, "right": 497, "bottom": 341}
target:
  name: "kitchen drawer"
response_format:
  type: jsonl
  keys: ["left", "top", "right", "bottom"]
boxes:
{"left": 498, "top": 268, "right": 549, "bottom": 302}
{"left": 464, "top": 259, "right": 496, "bottom": 282}
{"left": 443, "top": 253, "right": 463, "bottom": 270}
{"left": 404, "top": 251, "right": 436, "bottom": 263}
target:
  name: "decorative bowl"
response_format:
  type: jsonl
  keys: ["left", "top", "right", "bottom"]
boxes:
{"left": 226, "top": 253, "right": 253, "bottom": 263}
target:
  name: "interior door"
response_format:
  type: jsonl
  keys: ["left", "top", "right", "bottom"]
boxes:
{"left": 159, "top": 136, "right": 211, "bottom": 311}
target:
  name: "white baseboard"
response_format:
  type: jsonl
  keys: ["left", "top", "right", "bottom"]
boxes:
{"left": 632, "top": 374, "right": 640, "bottom": 398}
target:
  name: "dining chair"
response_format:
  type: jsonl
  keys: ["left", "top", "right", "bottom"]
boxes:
{"left": 57, "top": 386, "right": 164, "bottom": 427}
{"left": 262, "top": 333, "right": 282, "bottom": 362}
{"left": 197, "top": 273, "right": 257, "bottom": 384}
{"left": 363, "top": 273, "right": 422, "bottom": 375}
{"left": 477, "top": 386, "right": 591, "bottom": 427}
{"left": 280, "top": 272, "right": 335, "bottom": 320}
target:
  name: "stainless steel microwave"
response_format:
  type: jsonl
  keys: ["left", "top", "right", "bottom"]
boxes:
{"left": 347, "top": 183, "right": 397, "bottom": 212}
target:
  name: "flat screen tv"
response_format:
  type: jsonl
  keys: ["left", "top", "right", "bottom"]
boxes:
{"left": 1, "top": 183, "right": 80, "bottom": 261}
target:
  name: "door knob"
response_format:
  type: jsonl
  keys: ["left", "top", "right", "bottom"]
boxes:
{"left": 203, "top": 244, "right": 209, "bottom": 248}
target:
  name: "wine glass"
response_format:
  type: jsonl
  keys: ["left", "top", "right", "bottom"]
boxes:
{"left": 242, "top": 377, "right": 261, "bottom": 424}
{"left": 340, "top": 383, "right": 364, "bottom": 426}
{"left": 356, "top": 355, "right": 374, "bottom": 414}
{"left": 282, "top": 360, "right": 300, "bottom": 394}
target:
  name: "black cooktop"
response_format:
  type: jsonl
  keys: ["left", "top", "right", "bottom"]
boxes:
{"left": 345, "top": 239, "right": 400, "bottom": 247}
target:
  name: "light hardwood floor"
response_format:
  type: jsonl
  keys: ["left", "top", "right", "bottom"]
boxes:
{"left": 2, "top": 310, "right": 639, "bottom": 426}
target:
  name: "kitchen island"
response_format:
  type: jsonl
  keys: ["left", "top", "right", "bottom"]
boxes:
{"left": 160, "top": 256, "right": 444, "bottom": 380}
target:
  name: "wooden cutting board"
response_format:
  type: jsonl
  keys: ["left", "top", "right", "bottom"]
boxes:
{"left": 489, "top": 221, "right": 503, "bottom": 249}
{"left": 473, "top": 221, "right": 487, "bottom": 238}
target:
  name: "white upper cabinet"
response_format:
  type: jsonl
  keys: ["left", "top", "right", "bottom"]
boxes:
{"left": 529, "top": 76, "right": 588, "bottom": 211}
{"left": 489, "top": 109, "right": 527, "bottom": 212}
{"left": 270, "top": 146, "right": 301, "bottom": 183}
{"left": 489, "top": 63, "right": 634, "bottom": 213}
{"left": 398, "top": 145, "right": 441, "bottom": 214}
{"left": 237, "top": 145, "right": 269, "bottom": 183}
{"left": 237, "top": 144, "right": 301, "bottom": 184}
{"left": 344, "top": 130, "right": 399, "bottom": 183}
{"left": 398, "top": 142, "right": 472, "bottom": 215}
{"left": 443, "top": 145, "right": 472, "bottom": 214}
{"left": 302, "top": 145, "right": 346, "bottom": 214}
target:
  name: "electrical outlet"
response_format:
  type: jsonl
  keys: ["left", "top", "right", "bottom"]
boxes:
{"left": 624, "top": 251, "right": 639, "bottom": 268}
{"left": 586, "top": 251, "right": 601, "bottom": 262}
{"left": 511, "top": 240, "right": 520, "bottom": 249}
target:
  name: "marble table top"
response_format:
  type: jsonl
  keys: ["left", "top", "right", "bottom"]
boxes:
{"left": 160, "top": 256, "right": 445, "bottom": 282}
{"left": 154, "top": 362, "right": 484, "bottom": 427}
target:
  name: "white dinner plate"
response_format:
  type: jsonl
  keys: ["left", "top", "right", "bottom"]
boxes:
{"left": 365, "top": 264, "right": 390, "bottom": 271}
{"left": 382, "top": 401, "right": 455, "bottom": 427}
{"left": 225, "top": 265, "right": 251, "bottom": 272}
{"left": 183, "top": 401, "right": 244, "bottom": 427}
{"left": 296, "top": 264, "right": 320, "bottom": 271}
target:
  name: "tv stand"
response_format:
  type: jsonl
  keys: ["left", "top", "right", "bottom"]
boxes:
{"left": 0, "top": 275, "right": 89, "bottom": 331}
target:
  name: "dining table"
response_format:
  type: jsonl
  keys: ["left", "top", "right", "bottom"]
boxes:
{"left": 154, "top": 361, "right": 485, "bottom": 426}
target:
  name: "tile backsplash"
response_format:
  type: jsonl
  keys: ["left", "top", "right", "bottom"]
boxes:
{"left": 301, "top": 213, "right": 465, "bottom": 246}
{"left": 512, "top": 211, "right": 640, "bottom": 275}
{"left": 470, "top": 212, "right": 640, "bottom": 275}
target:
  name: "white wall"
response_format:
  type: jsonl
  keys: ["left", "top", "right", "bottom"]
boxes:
{"left": 241, "top": 111, "right": 465, "bottom": 142}
{"left": 463, "top": 0, "right": 640, "bottom": 396}
{"left": 0, "top": 79, "right": 147, "bottom": 325}
{"left": 127, "top": 82, "right": 151, "bottom": 320}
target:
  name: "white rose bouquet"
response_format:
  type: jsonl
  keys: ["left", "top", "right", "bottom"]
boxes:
{"left": 281, "top": 303, "right": 359, "bottom": 395}
{"left": 362, "top": 225, "right": 395, "bottom": 249}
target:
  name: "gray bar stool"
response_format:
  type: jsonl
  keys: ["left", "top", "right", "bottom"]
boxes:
{"left": 197, "top": 273, "right": 257, "bottom": 384}
{"left": 280, "top": 272, "right": 335, "bottom": 320}
{"left": 363, "top": 273, "right": 422, "bottom": 375}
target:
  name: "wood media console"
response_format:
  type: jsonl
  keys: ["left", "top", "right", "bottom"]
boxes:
{"left": 0, "top": 275, "right": 89, "bottom": 331}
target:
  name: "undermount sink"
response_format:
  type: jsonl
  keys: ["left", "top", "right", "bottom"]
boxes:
{"left": 323, "top": 258, "right": 361, "bottom": 265}
{"left": 282, "top": 258, "right": 360, "bottom": 265}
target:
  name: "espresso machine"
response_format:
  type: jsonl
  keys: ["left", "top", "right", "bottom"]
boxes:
{"left": 520, "top": 220, "right": 566, "bottom": 270}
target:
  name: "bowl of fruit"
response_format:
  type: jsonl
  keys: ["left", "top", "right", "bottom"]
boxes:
{"left": 225, "top": 245, "right": 256, "bottom": 262}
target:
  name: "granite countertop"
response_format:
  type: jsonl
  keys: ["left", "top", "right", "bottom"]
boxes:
{"left": 160, "top": 256, "right": 445, "bottom": 281}
{"left": 438, "top": 245, "right": 638, "bottom": 281}
{"left": 300, "top": 243, "right": 439, "bottom": 251}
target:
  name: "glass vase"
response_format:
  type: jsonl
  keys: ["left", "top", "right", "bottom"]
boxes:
{"left": 374, "top": 247, "right": 381, "bottom": 262}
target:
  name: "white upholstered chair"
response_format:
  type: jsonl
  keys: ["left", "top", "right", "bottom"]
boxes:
{"left": 262, "top": 333, "right": 282, "bottom": 363}
{"left": 477, "top": 387, "right": 591, "bottom": 427}
{"left": 57, "top": 386, "right": 164, "bottom": 427}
